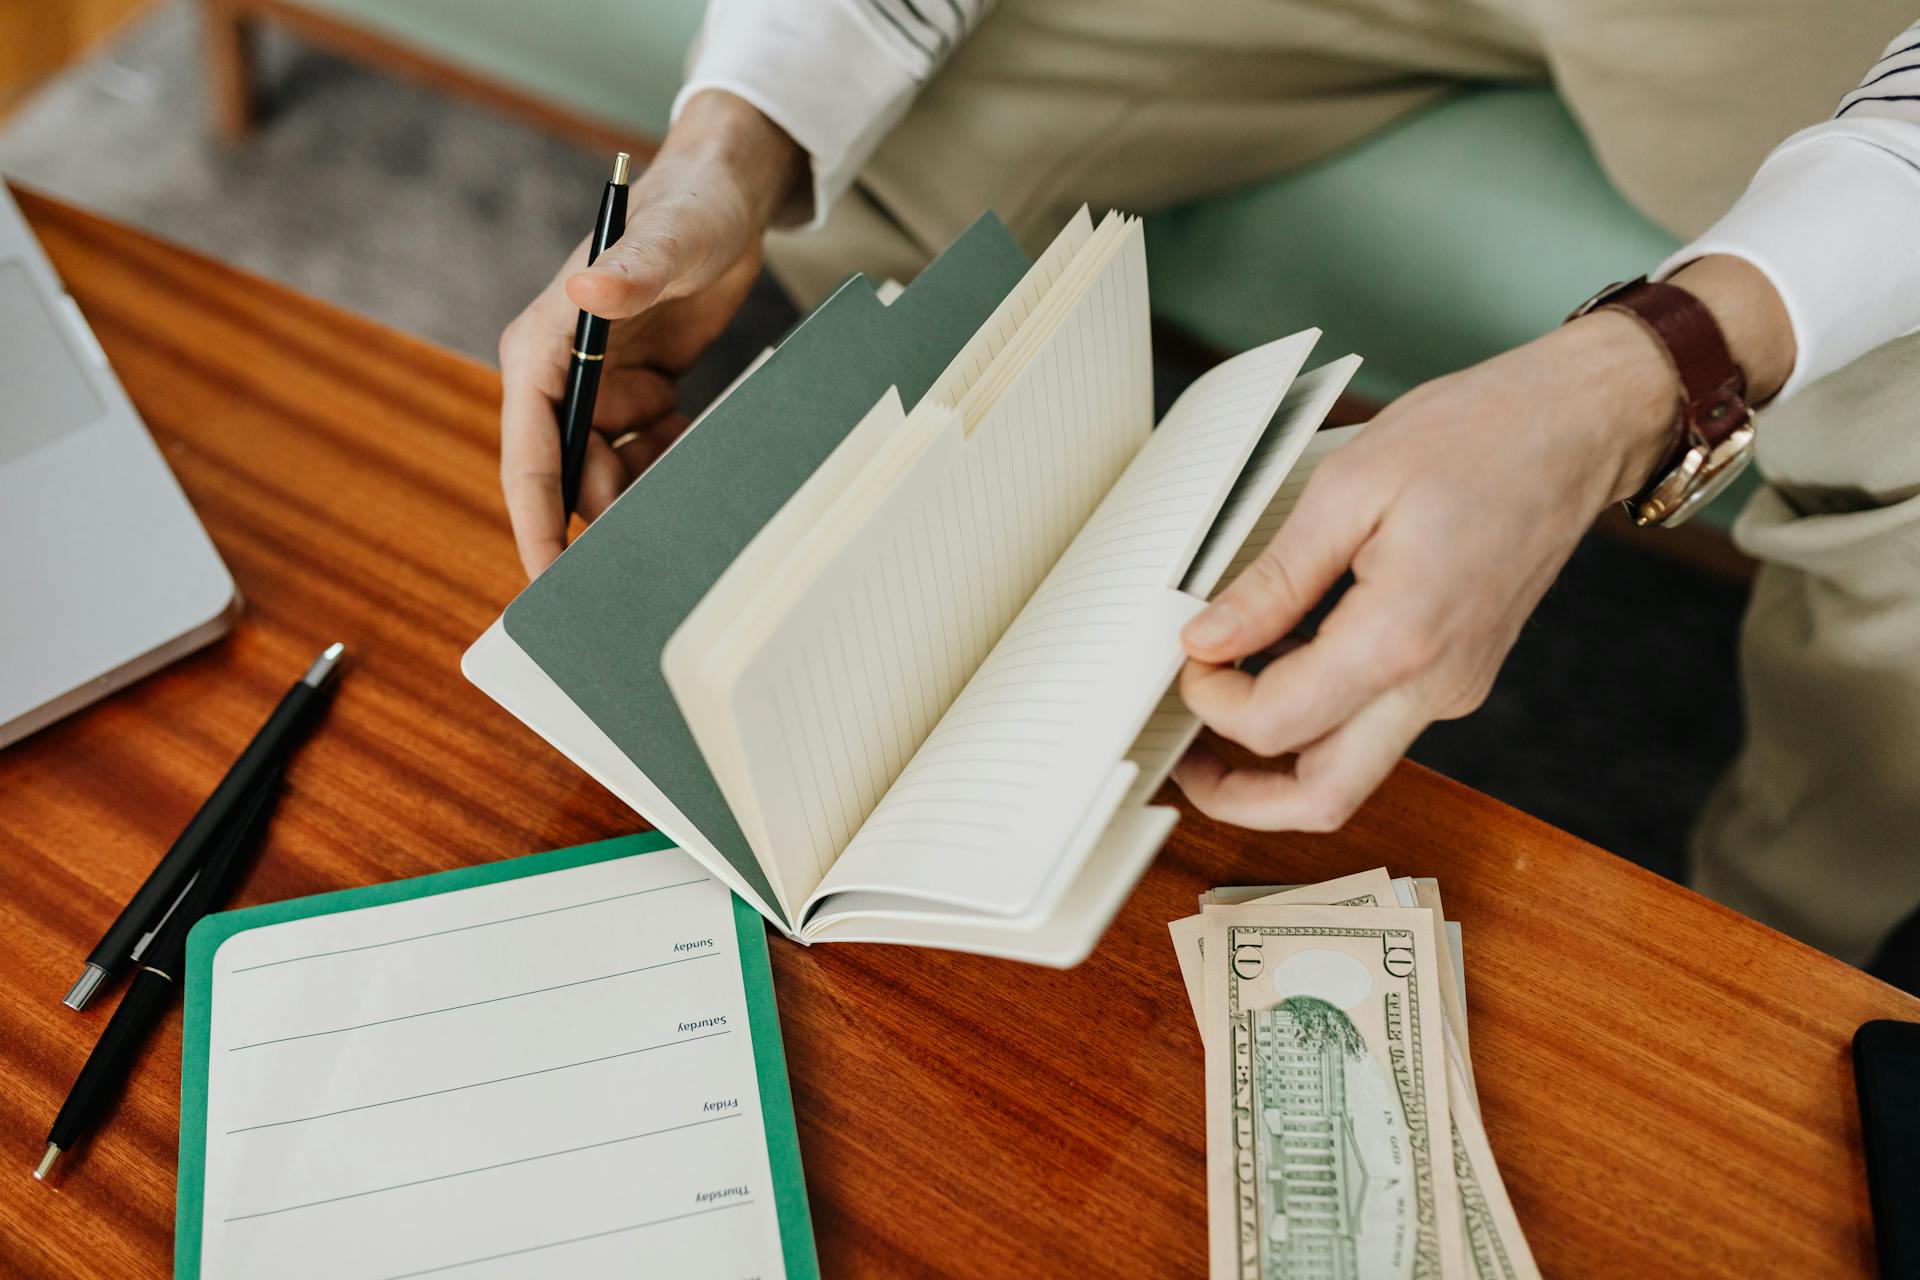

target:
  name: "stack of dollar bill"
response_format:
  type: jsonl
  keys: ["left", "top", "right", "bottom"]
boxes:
{"left": 1169, "top": 868, "right": 1541, "bottom": 1280}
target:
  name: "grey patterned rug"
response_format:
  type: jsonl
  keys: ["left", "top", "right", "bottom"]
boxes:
{"left": 0, "top": 1, "right": 597, "bottom": 359}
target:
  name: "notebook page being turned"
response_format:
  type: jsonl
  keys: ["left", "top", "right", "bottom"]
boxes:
{"left": 195, "top": 855, "right": 785, "bottom": 1278}
{"left": 1180, "top": 355, "right": 1360, "bottom": 596}
{"left": 802, "top": 331, "right": 1319, "bottom": 921}
{"left": 1108, "top": 421, "right": 1372, "bottom": 812}
{"left": 1210, "top": 423, "right": 1366, "bottom": 591}
{"left": 1113, "top": 426, "right": 1367, "bottom": 817}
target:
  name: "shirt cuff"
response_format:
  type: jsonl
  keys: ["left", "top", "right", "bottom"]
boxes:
{"left": 672, "top": 1, "right": 923, "bottom": 229}
{"left": 1656, "top": 118, "right": 1920, "bottom": 400}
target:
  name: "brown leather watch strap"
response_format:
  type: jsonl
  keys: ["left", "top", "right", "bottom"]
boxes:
{"left": 1571, "top": 275, "right": 1751, "bottom": 450}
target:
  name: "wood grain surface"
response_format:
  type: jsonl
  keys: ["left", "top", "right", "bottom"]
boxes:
{"left": 1, "top": 186, "right": 1914, "bottom": 1279}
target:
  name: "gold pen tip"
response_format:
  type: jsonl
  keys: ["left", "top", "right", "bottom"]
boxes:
{"left": 34, "top": 1144, "right": 59, "bottom": 1181}
{"left": 612, "top": 152, "right": 631, "bottom": 185}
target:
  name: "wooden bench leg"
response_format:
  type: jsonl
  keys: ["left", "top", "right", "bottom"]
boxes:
{"left": 201, "top": 0, "right": 259, "bottom": 139}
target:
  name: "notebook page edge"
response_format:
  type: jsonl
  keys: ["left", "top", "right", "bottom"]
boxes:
{"left": 461, "top": 621, "right": 794, "bottom": 935}
{"left": 1141, "top": 330, "right": 1322, "bottom": 590}
{"left": 1179, "top": 352, "right": 1361, "bottom": 596}
{"left": 797, "top": 804, "right": 1177, "bottom": 966}
{"left": 922, "top": 204, "right": 1095, "bottom": 411}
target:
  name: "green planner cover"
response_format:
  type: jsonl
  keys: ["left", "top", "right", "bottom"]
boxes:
{"left": 175, "top": 832, "right": 817, "bottom": 1279}
{"left": 501, "top": 215, "right": 1030, "bottom": 913}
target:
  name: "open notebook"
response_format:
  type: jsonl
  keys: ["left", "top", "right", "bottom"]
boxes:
{"left": 466, "top": 210, "right": 1363, "bottom": 966}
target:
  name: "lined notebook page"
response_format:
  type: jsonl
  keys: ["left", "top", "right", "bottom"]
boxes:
{"left": 195, "top": 854, "right": 786, "bottom": 1279}
{"left": 1122, "top": 688, "right": 1207, "bottom": 807}
{"left": 805, "top": 333, "right": 1318, "bottom": 924}
{"left": 709, "top": 222, "right": 1154, "bottom": 903}
{"left": 1114, "top": 422, "right": 1369, "bottom": 812}
{"left": 922, "top": 207, "right": 1094, "bottom": 412}
{"left": 1181, "top": 356, "right": 1360, "bottom": 596}
{"left": 1211, "top": 423, "right": 1365, "bottom": 590}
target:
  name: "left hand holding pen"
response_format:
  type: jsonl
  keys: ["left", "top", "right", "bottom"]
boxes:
{"left": 498, "top": 91, "right": 803, "bottom": 579}
{"left": 1171, "top": 309, "right": 1685, "bottom": 831}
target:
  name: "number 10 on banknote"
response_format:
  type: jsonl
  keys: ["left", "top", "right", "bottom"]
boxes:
{"left": 1202, "top": 906, "right": 1464, "bottom": 1279}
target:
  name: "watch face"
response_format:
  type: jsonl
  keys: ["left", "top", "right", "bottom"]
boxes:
{"left": 1661, "top": 427, "right": 1757, "bottom": 527}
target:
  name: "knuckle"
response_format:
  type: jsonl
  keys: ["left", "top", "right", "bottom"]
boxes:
{"left": 1306, "top": 452, "right": 1356, "bottom": 502}
{"left": 1240, "top": 549, "right": 1298, "bottom": 603}
{"left": 1436, "top": 669, "right": 1494, "bottom": 719}
{"left": 1232, "top": 554, "right": 1307, "bottom": 622}
{"left": 1297, "top": 785, "right": 1358, "bottom": 833}
{"left": 1241, "top": 716, "right": 1293, "bottom": 759}
{"left": 631, "top": 227, "right": 685, "bottom": 270}
{"left": 1186, "top": 790, "right": 1231, "bottom": 824}
{"left": 1381, "top": 631, "right": 1439, "bottom": 682}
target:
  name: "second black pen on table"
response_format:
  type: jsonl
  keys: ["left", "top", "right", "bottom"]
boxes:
{"left": 63, "top": 643, "right": 345, "bottom": 1011}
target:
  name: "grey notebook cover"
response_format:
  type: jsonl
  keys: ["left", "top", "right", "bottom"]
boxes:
{"left": 502, "top": 214, "right": 1030, "bottom": 914}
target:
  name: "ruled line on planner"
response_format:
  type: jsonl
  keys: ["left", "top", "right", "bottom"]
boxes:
{"left": 224, "top": 1031, "right": 733, "bottom": 1133}
{"left": 228, "top": 878, "right": 712, "bottom": 973}
{"left": 376, "top": 1201, "right": 757, "bottom": 1279}
{"left": 226, "top": 953, "right": 719, "bottom": 1051}
{"left": 223, "top": 1114, "right": 744, "bottom": 1223}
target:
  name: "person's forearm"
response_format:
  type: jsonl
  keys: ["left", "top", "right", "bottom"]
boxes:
{"left": 677, "top": 0, "right": 992, "bottom": 226}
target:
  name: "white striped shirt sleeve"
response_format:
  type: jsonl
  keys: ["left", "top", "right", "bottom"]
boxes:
{"left": 1660, "top": 19, "right": 1920, "bottom": 399}
{"left": 673, "top": 0, "right": 993, "bottom": 228}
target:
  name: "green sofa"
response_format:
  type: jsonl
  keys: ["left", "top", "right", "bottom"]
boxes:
{"left": 234, "top": 0, "right": 1754, "bottom": 526}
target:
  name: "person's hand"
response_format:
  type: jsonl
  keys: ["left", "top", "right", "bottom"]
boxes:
{"left": 1172, "top": 256, "right": 1795, "bottom": 831}
{"left": 499, "top": 91, "right": 804, "bottom": 578}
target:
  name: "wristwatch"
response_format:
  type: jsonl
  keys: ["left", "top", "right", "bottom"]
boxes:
{"left": 1567, "top": 276, "right": 1757, "bottom": 528}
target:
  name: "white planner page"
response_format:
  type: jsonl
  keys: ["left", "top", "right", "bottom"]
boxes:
{"left": 196, "top": 853, "right": 785, "bottom": 1279}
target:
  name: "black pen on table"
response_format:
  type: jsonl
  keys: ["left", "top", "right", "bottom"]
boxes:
{"left": 62, "top": 643, "right": 346, "bottom": 1012}
{"left": 557, "top": 150, "right": 632, "bottom": 521}
{"left": 37, "top": 763, "right": 285, "bottom": 1180}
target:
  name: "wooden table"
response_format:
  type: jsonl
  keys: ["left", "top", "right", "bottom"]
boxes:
{"left": 2, "top": 187, "right": 1914, "bottom": 1279}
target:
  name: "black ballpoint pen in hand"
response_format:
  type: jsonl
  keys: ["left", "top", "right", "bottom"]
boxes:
{"left": 63, "top": 643, "right": 346, "bottom": 1011}
{"left": 37, "top": 765, "right": 284, "bottom": 1181}
{"left": 557, "top": 150, "right": 633, "bottom": 521}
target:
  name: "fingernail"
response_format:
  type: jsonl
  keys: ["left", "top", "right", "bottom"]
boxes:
{"left": 1184, "top": 602, "right": 1240, "bottom": 651}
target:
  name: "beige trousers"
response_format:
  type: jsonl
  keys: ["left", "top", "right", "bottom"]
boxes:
{"left": 1692, "top": 341, "right": 1920, "bottom": 966}
{"left": 764, "top": 0, "right": 1920, "bottom": 964}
